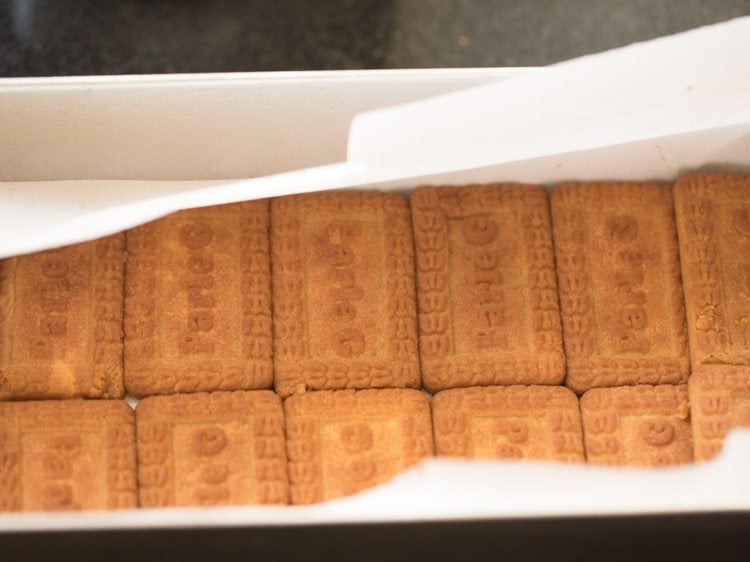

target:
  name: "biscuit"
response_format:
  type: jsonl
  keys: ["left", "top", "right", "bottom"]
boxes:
{"left": 673, "top": 173, "right": 750, "bottom": 367}
{"left": 580, "top": 385, "right": 692, "bottom": 467}
{"left": 271, "top": 192, "right": 420, "bottom": 397}
{"left": 124, "top": 201, "right": 272, "bottom": 397}
{"left": 551, "top": 183, "right": 689, "bottom": 393}
{"left": 688, "top": 365, "right": 750, "bottom": 461}
{"left": 0, "top": 235, "right": 125, "bottom": 400}
{"left": 411, "top": 185, "right": 564, "bottom": 392}
{"left": 285, "top": 389, "right": 433, "bottom": 504}
{"left": 136, "top": 390, "right": 288, "bottom": 507}
{"left": 432, "top": 386, "right": 584, "bottom": 462}
{"left": 0, "top": 399, "right": 136, "bottom": 511}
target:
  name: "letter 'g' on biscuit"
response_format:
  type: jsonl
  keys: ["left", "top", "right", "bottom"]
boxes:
{"left": 271, "top": 192, "right": 420, "bottom": 397}
{"left": 0, "top": 235, "right": 125, "bottom": 400}
{"left": 136, "top": 391, "right": 288, "bottom": 507}
{"left": 0, "top": 399, "right": 136, "bottom": 511}
{"left": 284, "top": 389, "right": 433, "bottom": 504}
{"left": 580, "top": 385, "right": 692, "bottom": 467}
{"left": 689, "top": 365, "right": 750, "bottom": 461}
{"left": 432, "top": 386, "right": 584, "bottom": 462}
{"left": 673, "top": 173, "right": 750, "bottom": 368}
{"left": 124, "top": 201, "right": 272, "bottom": 397}
{"left": 411, "top": 184, "right": 565, "bottom": 392}
{"left": 551, "top": 183, "right": 689, "bottom": 393}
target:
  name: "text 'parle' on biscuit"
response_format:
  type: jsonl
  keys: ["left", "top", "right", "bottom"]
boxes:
{"left": 580, "top": 385, "right": 692, "bottom": 467}
{"left": 124, "top": 201, "right": 272, "bottom": 397}
{"left": 410, "top": 185, "right": 565, "bottom": 392}
{"left": 689, "top": 365, "right": 750, "bottom": 461}
{"left": 136, "top": 390, "right": 288, "bottom": 507}
{"left": 271, "top": 192, "right": 420, "bottom": 397}
{"left": 0, "top": 235, "right": 125, "bottom": 400}
{"left": 673, "top": 173, "right": 750, "bottom": 368}
{"left": 284, "top": 389, "right": 433, "bottom": 504}
{"left": 432, "top": 386, "right": 584, "bottom": 462}
{"left": 0, "top": 399, "right": 136, "bottom": 511}
{"left": 551, "top": 183, "right": 689, "bottom": 394}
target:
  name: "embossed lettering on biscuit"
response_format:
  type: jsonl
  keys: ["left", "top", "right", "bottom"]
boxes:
{"left": 0, "top": 400, "right": 136, "bottom": 512}
{"left": 271, "top": 192, "right": 420, "bottom": 397}
{"left": 689, "top": 365, "right": 750, "bottom": 461}
{"left": 580, "top": 385, "right": 692, "bottom": 467}
{"left": 124, "top": 201, "right": 272, "bottom": 397}
{"left": 284, "top": 389, "right": 433, "bottom": 504}
{"left": 551, "top": 182, "right": 689, "bottom": 393}
{"left": 0, "top": 236, "right": 125, "bottom": 400}
{"left": 411, "top": 184, "right": 564, "bottom": 391}
{"left": 135, "top": 391, "right": 288, "bottom": 507}
{"left": 673, "top": 173, "right": 750, "bottom": 367}
{"left": 432, "top": 386, "right": 584, "bottom": 462}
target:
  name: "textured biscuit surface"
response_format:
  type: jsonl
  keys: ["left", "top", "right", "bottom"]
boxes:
{"left": 411, "top": 185, "right": 564, "bottom": 392}
{"left": 689, "top": 365, "right": 750, "bottom": 461}
{"left": 271, "top": 192, "right": 420, "bottom": 397}
{"left": 284, "top": 389, "right": 433, "bottom": 504}
{"left": 0, "top": 399, "right": 136, "bottom": 511}
{"left": 580, "top": 385, "right": 692, "bottom": 467}
{"left": 136, "top": 391, "right": 288, "bottom": 507}
{"left": 551, "top": 183, "right": 689, "bottom": 393}
{"left": 674, "top": 173, "right": 750, "bottom": 367}
{"left": 0, "top": 235, "right": 125, "bottom": 400}
{"left": 124, "top": 201, "right": 272, "bottom": 397}
{"left": 432, "top": 385, "right": 583, "bottom": 462}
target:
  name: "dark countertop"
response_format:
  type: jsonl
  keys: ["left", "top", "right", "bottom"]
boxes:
{"left": 1, "top": 0, "right": 749, "bottom": 76}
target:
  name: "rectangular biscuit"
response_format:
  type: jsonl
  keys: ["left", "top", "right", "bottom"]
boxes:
{"left": 271, "top": 192, "right": 420, "bottom": 397}
{"left": 580, "top": 385, "right": 692, "bottom": 467}
{"left": 673, "top": 173, "right": 750, "bottom": 367}
{"left": 0, "top": 235, "right": 125, "bottom": 400}
{"left": 124, "top": 201, "right": 272, "bottom": 397}
{"left": 284, "top": 389, "right": 433, "bottom": 504}
{"left": 411, "top": 185, "right": 564, "bottom": 392}
{"left": 136, "top": 390, "right": 288, "bottom": 507}
{"left": 551, "top": 183, "right": 689, "bottom": 393}
{"left": 688, "top": 365, "right": 750, "bottom": 461}
{"left": 432, "top": 386, "right": 584, "bottom": 462}
{"left": 0, "top": 399, "right": 136, "bottom": 511}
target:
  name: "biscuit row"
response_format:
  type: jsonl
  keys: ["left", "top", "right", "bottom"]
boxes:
{"left": 3, "top": 373, "right": 738, "bottom": 512}
{"left": 1, "top": 173, "right": 747, "bottom": 402}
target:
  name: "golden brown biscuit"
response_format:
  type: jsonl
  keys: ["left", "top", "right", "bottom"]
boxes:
{"left": 411, "top": 185, "right": 564, "bottom": 392}
{"left": 0, "top": 399, "right": 136, "bottom": 511}
{"left": 580, "top": 385, "right": 692, "bottom": 467}
{"left": 689, "top": 365, "right": 750, "bottom": 461}
{"left": 136, "top": 390, "right": 288, "bottom": 507}
{"left": 0, "top": 235, "right": 125, "bottom": 400}
{"left": 432, "top": 386, "right": 584, "bottom": 462}
{"left": 551, "top": 183, "right": 689, "bottom": 393}
{"left": 674, "top": 173, "right": 750, "bottom": 367}
{"left": 271, "top": 192, "right": 420, "bottom": 397}
{"left": 124, "top": 201, "right": 272, "bottom": 397}
{"left": 285, "top": 389, "right": 433, "bottom": 504}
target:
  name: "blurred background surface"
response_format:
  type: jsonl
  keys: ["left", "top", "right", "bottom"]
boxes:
{"left": 0, "top": 0, "right": 749, "bottom": 76}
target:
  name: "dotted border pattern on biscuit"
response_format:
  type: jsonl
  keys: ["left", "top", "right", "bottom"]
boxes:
{"left": 271, "top": 192, "right": 420, "bottom": 397}
{"left": 432, "top": 385, "right": 584, "bottom": 461}
{"left": 689, "top": 365, "right": 750, "bottom": 461}
{"left": 580, "top": 384, "right": 691, "bottom": 466}
{"left": 411, "top": 184, "right": 565, "bottom": 391}
{"left": 284, "top": 389, "right": 433, "bottom": 504}
{"left": 0, "top": 400, "right": 136, "bottom": 511}
{"left": 0, "top": 236, "right": 126, "bottom": 400}
{"left": 674, "top": 173, "right": 750, "bottom": 367}
{"left": 124, "top": 201, "right": 273, "bottom": 397}
{"left": 136, "top": 390, "right": 287, "bottom": 507}
{"left": 552, "top": 183, "right": 690, "bottom": 393}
